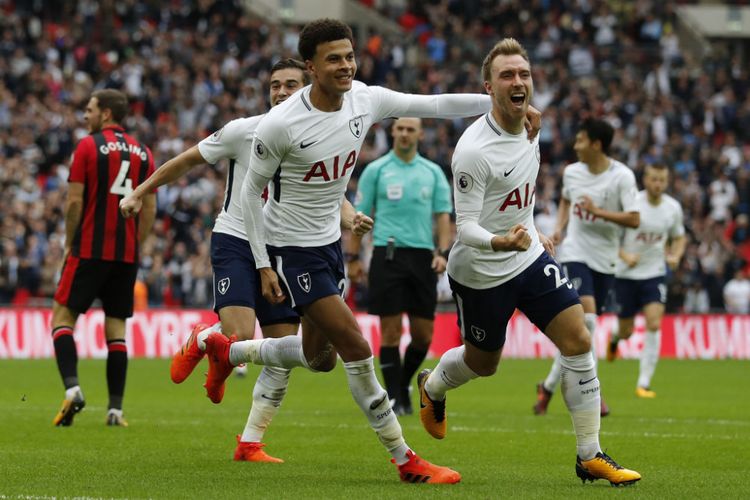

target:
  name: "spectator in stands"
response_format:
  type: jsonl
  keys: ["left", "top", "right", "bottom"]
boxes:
{"left": 723, "top": 269, "right": 750, "bottom": 314}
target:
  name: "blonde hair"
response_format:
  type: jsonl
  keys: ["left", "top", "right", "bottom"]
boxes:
{"left": 481, "top": 38, "right": 529, "bottom": 82}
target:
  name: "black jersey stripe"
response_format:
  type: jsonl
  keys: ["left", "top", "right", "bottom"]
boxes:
{"left": 91, "top": 133, "right": 110, "bottom": 259}
{"left": 113, "top": 132, "right": 130, "bottom": 261}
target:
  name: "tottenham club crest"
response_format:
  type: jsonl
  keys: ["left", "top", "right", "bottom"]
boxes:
{"left": 217, "top": 277, "right": 231, "bottom": 295}
{"left": 470, "top": 325, "right": 486, "bottom": 342}
{"left": 456, "top": 172, "right": 474, "bottom": 193}
{"left": 297, "top": 273, "right": 312, "bottom": 293}
{"left": 254, "top": 139, "right": 268, "bottom": 159}
{"left": 349, "top": 116, "right": 364, "bottom": 138}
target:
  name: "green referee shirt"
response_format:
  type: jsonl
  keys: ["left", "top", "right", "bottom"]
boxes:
{"left": 355, "top": 150, "right": 452, "bottom": 249}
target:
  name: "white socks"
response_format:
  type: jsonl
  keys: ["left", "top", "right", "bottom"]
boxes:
{"left": 196, "top": 322, "right": 221, "bottom": 351}
{"left": 65, "top": 385, "right": 83, "bottom": 402}
{"left": 229, "top": 335, "right": 309, "bottom": 369}
{"left": 638, "top": 329, "right": 661, "bottom": 389}
{"left": 545, "top": 313, "right": 599, "bottom": 394}
{"left": 560, "top": 352, "right": 601, "bottom": 460}
{"left": 241, "top": 366, "right": 291, "bottom": 442}
{"left": 343, "top": 356, "right": 410, "bottom": 465}
{"left": 424, "top": 346, "right": 479, "bottom": 401}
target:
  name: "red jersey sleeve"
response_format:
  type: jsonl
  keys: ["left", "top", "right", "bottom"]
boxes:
{"left": 69, "top": 136, "right": 94, "bottom": 183}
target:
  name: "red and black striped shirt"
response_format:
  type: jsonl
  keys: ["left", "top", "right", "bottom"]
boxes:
{"left": 69, "top": 125, "right": 155, "bottom": 263}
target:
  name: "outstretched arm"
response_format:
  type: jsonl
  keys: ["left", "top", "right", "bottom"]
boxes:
{"left": 120, "top": 146, "right": 206, "bottom": 217}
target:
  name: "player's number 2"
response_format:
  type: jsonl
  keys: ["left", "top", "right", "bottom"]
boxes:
{"left": 110, "top": 160, "right": 133, "bottom": 196}
{"left": 544, "top": 264, "right": 573, "bottom": 289}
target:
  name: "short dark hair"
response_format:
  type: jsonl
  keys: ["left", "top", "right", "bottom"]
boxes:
{"left": 270, "top": 58, "right": 309, "bottom": 84}
{"left": 579, "top": 118, "right": 614, "bottom": 154}
{"left": 92, "top": 89, "right": 128, "bottom": 123}
{"left": 298, "top": 18, "right": 353, "bottom": 61}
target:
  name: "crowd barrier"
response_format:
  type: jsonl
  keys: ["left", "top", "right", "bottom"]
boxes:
{"left": 1, "top": 308, "right": 748, "bottom": 360}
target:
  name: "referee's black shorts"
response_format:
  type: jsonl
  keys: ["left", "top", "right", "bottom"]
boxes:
{"left": 366, "top": 246, "right": 437, "bottom": 319}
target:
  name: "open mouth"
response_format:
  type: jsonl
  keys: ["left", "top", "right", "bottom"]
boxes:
{"left": 510, "top": 92, "right": 525, "bottom": 105}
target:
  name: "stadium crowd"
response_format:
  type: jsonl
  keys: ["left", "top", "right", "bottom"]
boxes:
{"left": 0, "top": 0, "right": 749, "bottom": 312}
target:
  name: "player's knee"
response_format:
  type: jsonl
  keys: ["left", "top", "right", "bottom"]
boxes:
{"left": 562, "top": 327, "right": 591, "bottom": 355}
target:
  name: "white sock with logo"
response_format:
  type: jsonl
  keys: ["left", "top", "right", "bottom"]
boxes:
{"left": 229, "top": 335, "right": 309, "bottom": 369}
{"left": 638, "top": 329, "right": 661, "bottom": 389}
{"left": 196, "top": 322, "right": 222, "bottom": 351}
{"left": 423, "top": 346, "right": 479, "bottom": 401}
{"left": 560, "top": 352, "right": 601, "bottom": 460}
{"left": 343, "top": 356, "right": 410, "bottom": 465}
{"left": 241, "top": 366, "right": 291, "bottom": 442}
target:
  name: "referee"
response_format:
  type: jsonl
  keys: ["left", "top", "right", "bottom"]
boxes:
{"left": 347, "top": 117, "right": 452, "bottom": 416}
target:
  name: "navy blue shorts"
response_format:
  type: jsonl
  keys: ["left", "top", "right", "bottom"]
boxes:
{"left": 614, "top": 276, "right": 667, "bottom": 318}
{"left": 211, "top": 232, "right": 298, "bottom": 326}
{"left": 561, "top": 261, "right": 614, "bottom": 314}
{"left": 449, "top": 252, "right": 580, "bottom": 352}
{"left": 268, "top": 240, "right": 346, "bottom": 313}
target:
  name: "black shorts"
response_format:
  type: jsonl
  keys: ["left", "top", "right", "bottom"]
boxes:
{"left": 449, "top": 252, "right": 581, "bottom": 352}
{"left": 367, "top": 246, "right": 437, "bottom": 319}
{"left": 54, "top": 256, "right": 137, "bottom": 319}
{"left": 561, "top": 261, "right": 615, "bottom": 314}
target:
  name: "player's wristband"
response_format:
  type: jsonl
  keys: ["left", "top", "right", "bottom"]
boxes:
{"left": 345, "top": 253, "right": 359, "bottom": 263}
{"left": 435, "top": 248, "right": 450, "bottom": 260}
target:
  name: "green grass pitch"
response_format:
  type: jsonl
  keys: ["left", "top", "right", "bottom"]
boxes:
{"left": 1, "top": 357, "right": 747, "bottom": 499}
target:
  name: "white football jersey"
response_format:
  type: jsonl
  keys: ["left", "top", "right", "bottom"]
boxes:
{"left": 556, "top": 159, "right": 639, "bottom": 274}
{"left": 198, "top": 115, "right": 264, "bottom": 240}
{"left": 447, "top": 113, "right": 544, "bottom": 289}
{"left": 242, "top": 81, "right": 490, "bottom": 267}
{"left": 616, "top": 191, "right": 684, "bottom": 279}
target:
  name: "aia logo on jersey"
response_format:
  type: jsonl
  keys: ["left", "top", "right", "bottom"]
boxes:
{"left": 297, "top": 273, "right": 311, "bottom": 293}
{"left": 572, "top": 202, "right": 599, "bottom": 222}
{"left": 303, "top": 150, "right": 357, "bottom": 182}
{"left": 636, "top": 232, "right": 664, "bottom": 243}
{"left": 217, "top": 277, "right": 231, "bottom": 295}
{"left": 349, "top": 116, "right": 364, "bottom": 138}
{"left": 499, "top": 182, "right": 535, "bottom": 212}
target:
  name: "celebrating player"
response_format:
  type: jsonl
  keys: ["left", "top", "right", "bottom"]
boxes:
{"left": 120, "top": 59, "right": 371, "bottom": 462}
{"left": 199, "top": 18, "right": 540, "bottom": 484}
{"left": 416, "top": 38, "right": 641, "bottom": 486}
